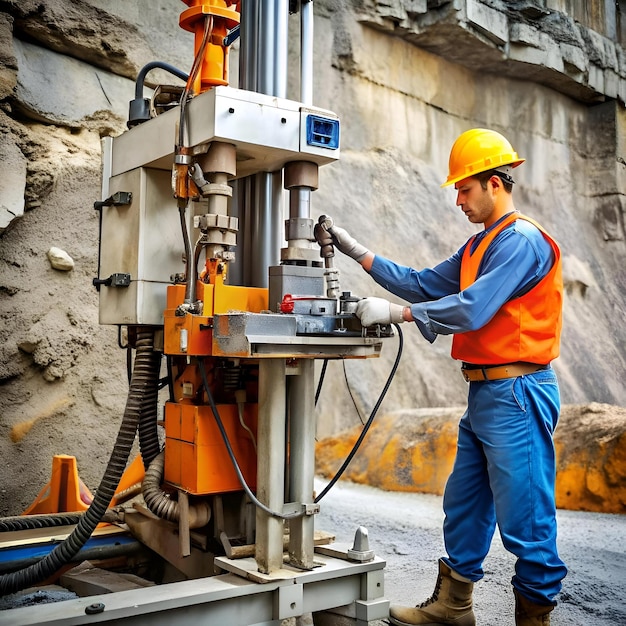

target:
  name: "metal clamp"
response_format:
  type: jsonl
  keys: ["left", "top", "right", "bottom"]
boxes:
{"left": 92, "top": 273, "right": 131, "bottom": 289}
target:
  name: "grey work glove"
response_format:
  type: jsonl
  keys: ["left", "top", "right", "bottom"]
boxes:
{"left": 356, "top": 297, "right": 405, "bottom": 326}
{"left": 327, "top": 224, "right": 370, "bottom": 262}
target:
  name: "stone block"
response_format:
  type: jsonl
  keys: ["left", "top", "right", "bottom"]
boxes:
{"left": 13, "top": 38, "right": 132, "bottom": 129}
{"left": 604, "top": 68, "right": 620, "bottom": 99}
{"left": 509, "top": 21, "right": 542, "bottom": 48}
{"left": 544, "top": 35, "right": 565, "bottom": 72}
{"left": 466, "top": 0, "right": 508, "bottom": 46}
{"left": 587, "top": 63, "right": 605, "bottom": 94}
{"left": 582, "top": 27, "right": 618, "bottom": 70}
{"left": 373, "top": 0, "right": 428, "bottom": 20}
{"left": 508, "top": 41, "right": 548, "bottom": 67}
{"left": 0, "top": 130, "right": 26, "bottom": 234}
{"left": 559, "top": 41, "right": 588, "bottom": 77}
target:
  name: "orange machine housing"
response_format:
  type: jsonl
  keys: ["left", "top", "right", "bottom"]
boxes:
{"left": 179, "top": 0, "right": 240, "bottom": 92}
{"left": 163, "top": 271, "right": 266, "bottom": 495}
{"left": 164, "top": 278, "right": 268, "bottom": 357}
{"left": 164, "top": 401, "right": 257, "bottom": 495}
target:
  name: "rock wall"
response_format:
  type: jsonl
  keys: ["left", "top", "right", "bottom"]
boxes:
{"left": 315, "top": 402, "right": 626, "bottom": 513}
{"left": 0, "top": 0, "right": 625, "bottom": 515}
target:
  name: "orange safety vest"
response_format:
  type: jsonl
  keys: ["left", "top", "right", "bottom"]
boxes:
{"left": 451, "top": 213, "right": 562, "bottom": 365}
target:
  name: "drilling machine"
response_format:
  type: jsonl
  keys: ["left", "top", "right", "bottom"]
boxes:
{"left": 0, "top": 2, "right": 393, "bottom": 624}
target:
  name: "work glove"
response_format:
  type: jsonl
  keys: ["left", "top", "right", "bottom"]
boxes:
{"left": 327, "top": 224, "right": 370, "bottom": 262}
{"left": 355, "top": 297, "right": 405, "bottom": 326}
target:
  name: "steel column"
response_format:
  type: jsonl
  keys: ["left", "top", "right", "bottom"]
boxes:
{"left": 255, "top": 358, "right": 287, "bottom": 573}
{"left": 300, "top": 0, "right": 314, "bottom": 106}
{"left": 238, "top": 0, "right": 289, "bottom": 288}
{"left": 288, "top": 359, "right": 316, "bottom": 569}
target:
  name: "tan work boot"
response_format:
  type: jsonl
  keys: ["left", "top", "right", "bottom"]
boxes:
{"left": 514, "top": 589, "right": 554, "bottom": 625}
{"left": 389, "top": 559, "right": 475, "bottom": 625}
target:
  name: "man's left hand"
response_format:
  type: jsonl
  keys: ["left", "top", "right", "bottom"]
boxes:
{"left": 355, "top": 297, "right": 406, "bottom": 326}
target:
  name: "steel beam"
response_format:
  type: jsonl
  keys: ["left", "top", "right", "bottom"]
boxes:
{"left": 2, "top": 552, "right": 388, "bottom": 626}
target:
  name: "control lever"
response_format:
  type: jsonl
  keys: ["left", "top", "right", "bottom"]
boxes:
{"left": 314, "top": 215, "right": 340, "bottom": 299}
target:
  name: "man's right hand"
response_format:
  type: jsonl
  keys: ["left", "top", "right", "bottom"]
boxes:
{"left": 327, "top": 223, "right": 370, "bottom": 262}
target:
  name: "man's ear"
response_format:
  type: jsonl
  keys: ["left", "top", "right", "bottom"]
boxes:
{"left": 489, "top": 174, "right": 502, "bottom": 192}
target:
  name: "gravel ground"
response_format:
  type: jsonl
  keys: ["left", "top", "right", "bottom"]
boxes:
{"left": 314, "top": 479, "right": 626, "bottom": 626}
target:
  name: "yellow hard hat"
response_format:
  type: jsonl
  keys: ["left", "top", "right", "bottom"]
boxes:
{"left": 442, "top": 128, "right": 525, "bottom": 187}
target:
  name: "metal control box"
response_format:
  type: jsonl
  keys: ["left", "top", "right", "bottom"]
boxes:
{"left": 97, "top": 167, "right": 188, "bottom": 325}
{"left": 108, "top": 86, "right": 340, "bottom": 180}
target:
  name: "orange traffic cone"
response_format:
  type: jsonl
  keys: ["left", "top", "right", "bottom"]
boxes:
{"left": 23, "top": 455, "right": 93, "bottom": 515}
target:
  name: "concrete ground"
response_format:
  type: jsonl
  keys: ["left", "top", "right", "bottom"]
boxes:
{"left": 314, "top": 479, "right": 626, "bottom": 626}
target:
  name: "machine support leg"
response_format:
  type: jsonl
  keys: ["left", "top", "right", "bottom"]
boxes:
{"left": 178, "top": 490, "right": 191, "bottom": 557}
{"left": 288, "top": 359, "right": 316, "bottom": 569}
{"left": 256, "top": 358, "right": 287, "bottom": 573}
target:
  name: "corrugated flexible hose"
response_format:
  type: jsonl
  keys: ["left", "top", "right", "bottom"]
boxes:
{"left": 137, "top": 341, "right": 161, "bottom": 471}
{"left": 142, "top": 451, "right": 210, "bottom": 528}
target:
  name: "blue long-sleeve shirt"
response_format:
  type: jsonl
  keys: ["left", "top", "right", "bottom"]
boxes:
{"left": 368, "top": 212, "right": 555, "bottom": 343}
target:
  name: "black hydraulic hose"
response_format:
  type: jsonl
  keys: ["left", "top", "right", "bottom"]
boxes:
{"left": 179, "top": 203, "right": 194, "bottom": 303}
{"left": 128, "top": 62, "right": 190, "bottom": 128}
{"left": 198, "top": 360, "right": 305, "bottom": 520}
{"left": 314, "top": 324, "right": 404, "bottom": 503}
{"left": 0, "top": 512, "right": 83, "bottom": 532}
{"left": 314, "top": 359, "right": 328, "bottom": 406}
{"left": 134, "top": 61, "right": 189, "bottom": 100}
{"left": 223, "top": 23, "right": 240, "bottom": 47}
{"left": 137, "top": 346, "right": 162, "bottom": 471}
{"left": 343, "top": 361, "right": 366, "bottom": 425}
{"left": 126, "top": 343, "right": 133, "bottom": 384}
{"left": 0, "top": 329, "right": 156, "bottom": 595}
{"left": 192, "top": 237, "right": 203, "bottom": 296}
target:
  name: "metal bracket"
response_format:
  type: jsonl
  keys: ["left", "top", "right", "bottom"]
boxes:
{"left": 93, "top": 191, "right": 133, "bottom": 291}
{"left": 282, "top": 502, "right": 320, "bottom": 517}
{"left": 92, "top": 273, "right": 132, "bottom": 289}
{"left": 94, "top": 191, "right": 133, "bottom": 210}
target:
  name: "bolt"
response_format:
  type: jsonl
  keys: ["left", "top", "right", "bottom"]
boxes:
{"left": 85, "top": 602, "right": 105, "bottom": 615}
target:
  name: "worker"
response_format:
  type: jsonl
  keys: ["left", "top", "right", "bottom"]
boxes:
{"left": 324, "top": 128, "right": 567, "bottom": 626}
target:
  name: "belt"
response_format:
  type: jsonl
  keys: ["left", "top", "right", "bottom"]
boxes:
{"left": 461, "top": 362, "right": 548, "bottom": 382}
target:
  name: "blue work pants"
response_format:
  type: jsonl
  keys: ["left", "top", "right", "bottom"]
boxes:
{"left": 442, "top": 368, "right": 568, "bottom": 605}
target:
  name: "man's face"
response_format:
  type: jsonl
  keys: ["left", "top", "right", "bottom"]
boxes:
{"left": 454, "top": 176, "right": 495, "bottom": 225}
